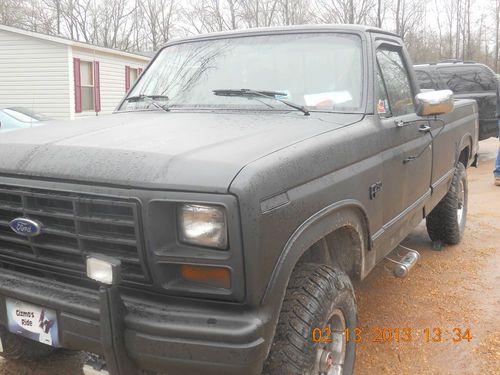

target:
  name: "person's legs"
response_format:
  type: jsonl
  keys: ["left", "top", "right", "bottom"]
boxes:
{"left": 495, "top": 121, "right": 500, "bottom": 185}
{"left": 495, "top": 146, "right": 500, "bottom": 185}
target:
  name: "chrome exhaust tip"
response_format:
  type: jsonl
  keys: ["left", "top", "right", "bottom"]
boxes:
{"left": 384, "top": 245, "right": 421, "bottom": 278}
{"left": 393, "top": 250, "right": 420, "bottom": 278}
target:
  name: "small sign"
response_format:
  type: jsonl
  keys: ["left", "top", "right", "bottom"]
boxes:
{"left": 377, "top": 99, "right": 386, "bottom": 114}
{"left": 6, "top": 298, "right": 59, "bottom": 347}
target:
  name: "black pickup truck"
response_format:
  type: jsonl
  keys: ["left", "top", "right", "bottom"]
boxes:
{"left": 0, "top": 25, "right": 478, "bottom": 375}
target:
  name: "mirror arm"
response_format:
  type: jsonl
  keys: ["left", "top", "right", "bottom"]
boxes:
{"left": 395, "top": 119, "right": 419, "bottom": 128}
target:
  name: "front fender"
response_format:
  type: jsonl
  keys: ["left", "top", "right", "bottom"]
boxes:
{"left": 260, "top": 200, "right": 373, "bottom": 307}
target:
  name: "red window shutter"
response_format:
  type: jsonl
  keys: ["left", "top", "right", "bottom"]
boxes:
{"left": 94, "top": 61, "right": 101, "bottom": 113}
{"left": 125, "top": 65, "right": 130, "bottom": 92}
{"left": 73, "top": 58, "right": 82, "bottom": 113}
{"left": 138, "top": 68, "right": 143, "bottom": 76}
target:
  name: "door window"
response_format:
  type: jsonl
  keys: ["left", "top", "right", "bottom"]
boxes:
{"left": 375, "top": 64, "right": 392, "bottom": 118}
{"left": 415, "top": 70, "right": 436, "bottom": 90}
{"left": 376, "top": 49, "right": 415, "bottom": 117}
{"left": 437, "top": 66, "right": 497, "bottom": 93}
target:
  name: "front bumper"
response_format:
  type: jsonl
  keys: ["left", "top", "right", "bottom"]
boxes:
{"left": 0, "top": 269, "right": 268, "bottom": 375}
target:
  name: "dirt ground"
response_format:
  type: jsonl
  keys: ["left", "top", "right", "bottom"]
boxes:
{"left": 0, "top": 139, "right": 499, "bottom": 375}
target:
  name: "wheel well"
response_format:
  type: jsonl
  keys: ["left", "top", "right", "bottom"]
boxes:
{"left": 297, "top": 225, "right": 363, "bottom": 281}
{"left": 458, "top": 146, "right": 469, "bottom": 168}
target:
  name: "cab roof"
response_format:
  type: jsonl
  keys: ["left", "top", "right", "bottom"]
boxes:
{"left": 164, "top": 24, "right": 400, "bottom": 47}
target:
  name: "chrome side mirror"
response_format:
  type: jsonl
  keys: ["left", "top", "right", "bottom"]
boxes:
{"left": 415, "top": 89, "right": 454, "bottom": 116}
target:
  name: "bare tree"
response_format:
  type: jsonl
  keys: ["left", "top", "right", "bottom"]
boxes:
{"left": 239, "top": 0, "right": 280, "bottom": 27}
{"left": 141, "top": 0, "right": 178, "bottom": 50}
{"left": 0, "top": 0, "right": 28, "bottom": 27}
{"left": 1, "top": 0, "right": 498, "bottom": 70}
{"left": 97, "top": 0, "right": 135, "bottom": 48}
{"left": 432, "top": 0, "right": 443, "bottom": 59}
{"left": 278, "top": 0, "right": 313, "bottom": 25}
{"left": 394, "top": 0, "right": 425, "bottom": 40}
{"left": 376, "top": 0, "right": 382, "bottom": 27}
{"left": 315, "top": 0, "right": 375, "bottom": 24}
{"left": 184, "top": 0, "right": 241, "bottom": 34}
{"left": 41, "top": 0, "right": 63, "bottom": 34}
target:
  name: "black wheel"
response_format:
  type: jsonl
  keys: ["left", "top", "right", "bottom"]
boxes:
{"left": 426, "top": 162, "right": 468, "bottom": 245}
{"left": 0, "top": 327, "right": 56, "bottom": 361}
{"left": 263, "top": 263, "right": 357, "bottom": 375}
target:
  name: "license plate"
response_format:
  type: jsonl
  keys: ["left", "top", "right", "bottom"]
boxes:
{"left": 5, "top": 298, "right": 60, "bottom": 347}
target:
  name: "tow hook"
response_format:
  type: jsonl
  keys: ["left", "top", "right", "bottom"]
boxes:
{"left": 384, "top": 245, "right": 420, "bottom": 278}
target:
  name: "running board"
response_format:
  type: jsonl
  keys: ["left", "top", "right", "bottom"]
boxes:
{"left": 384, "top": 245, "right": 420, "bottom": 278}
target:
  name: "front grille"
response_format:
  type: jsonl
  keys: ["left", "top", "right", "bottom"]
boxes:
{"left": 0, "top": 185, "right": 149, "bottom": 285}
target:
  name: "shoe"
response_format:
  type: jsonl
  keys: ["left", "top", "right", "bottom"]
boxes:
{"left": 496, "top": 177, "right": 500, "bottom": 186}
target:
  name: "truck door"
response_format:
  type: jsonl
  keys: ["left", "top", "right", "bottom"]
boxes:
{"left": 375, "top": 45, "right": 432, "bottom": 250}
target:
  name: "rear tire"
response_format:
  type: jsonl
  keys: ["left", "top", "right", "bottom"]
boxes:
{"left": 0, "top": 327, "right": 56, "bottom": 361}
{"left": 263, "top": 263, "right": 357, "bottom": 375}
{"left": 426, "top": 162, "right": 468, "bottom": 245}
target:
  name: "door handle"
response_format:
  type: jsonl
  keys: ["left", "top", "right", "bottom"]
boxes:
{"left": 418, "top": 124, "right": 432, "bottom": 133}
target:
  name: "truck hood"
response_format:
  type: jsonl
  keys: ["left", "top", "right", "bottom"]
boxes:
{"left": 0, "top": 111, "right": 363, "bottom": 192}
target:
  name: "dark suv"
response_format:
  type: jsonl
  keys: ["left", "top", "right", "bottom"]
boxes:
{"left": 414, "top": 61, "right": 498, "bottom": 140}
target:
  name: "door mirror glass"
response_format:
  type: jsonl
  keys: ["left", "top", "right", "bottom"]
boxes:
{"left": 415, "top": 89, "right": 454, "bottom": 116}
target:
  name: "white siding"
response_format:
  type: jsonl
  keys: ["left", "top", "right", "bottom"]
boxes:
{"left": 0, "top": 30, "right": 71, "bottom": 119}
{"left": 72, "top": 48, "right": 148, "bottom": 118}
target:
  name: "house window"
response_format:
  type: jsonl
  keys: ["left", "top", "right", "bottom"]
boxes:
{"left": 125, "top": 66, "right": 143, "bottom": 92}
{"left": 130, "top": 68, "right": 138, "bottom": 84}
{"left": 80, "top": 61, "right": 94, "bottom": 111}
{"left": 73, "top": 58, "right": 101, "bottom": 114}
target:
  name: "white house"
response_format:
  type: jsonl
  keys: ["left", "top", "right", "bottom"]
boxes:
{"left": 0, "top": 25, "right": 150, "bottom": 120}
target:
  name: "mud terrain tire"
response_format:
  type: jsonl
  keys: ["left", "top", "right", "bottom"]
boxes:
{"left": 426, "top": 162, "right": 468, "bottom": 245}
{"left": 263, "top": 263, "right": 357, "bottom": 375}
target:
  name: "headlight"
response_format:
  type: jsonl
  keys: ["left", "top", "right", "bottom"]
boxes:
{"left": 178, "top": 204, "right": 227, "bottom": 249}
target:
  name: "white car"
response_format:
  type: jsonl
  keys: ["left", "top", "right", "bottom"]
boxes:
{"left": 0, "top": 107, "right": 52, "bottom": 132}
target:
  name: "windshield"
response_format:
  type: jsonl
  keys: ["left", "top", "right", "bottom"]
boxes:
{"left": 4, "top": 107, "right": 51, "bottom": 122}
{"left": 120, "top": 33, "right": 364, "bottom": 113}
{"left": 3, "top": 108, "right": 51, "bottom": 122}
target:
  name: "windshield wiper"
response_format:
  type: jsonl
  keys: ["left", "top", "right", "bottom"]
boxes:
{"left": 126, "top": 94, "right": 170, "bottom": 112}
{"left": 213, "top": 89, "right": 310, "bottom": 116}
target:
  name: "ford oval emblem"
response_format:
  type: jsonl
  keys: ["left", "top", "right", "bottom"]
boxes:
{"left": 9, "top": 218, "right": 42, "bottom": 237}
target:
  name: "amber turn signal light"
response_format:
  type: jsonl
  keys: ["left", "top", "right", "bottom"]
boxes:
{"left": 180, "top": 265, "right": 231, "bottom": 289}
